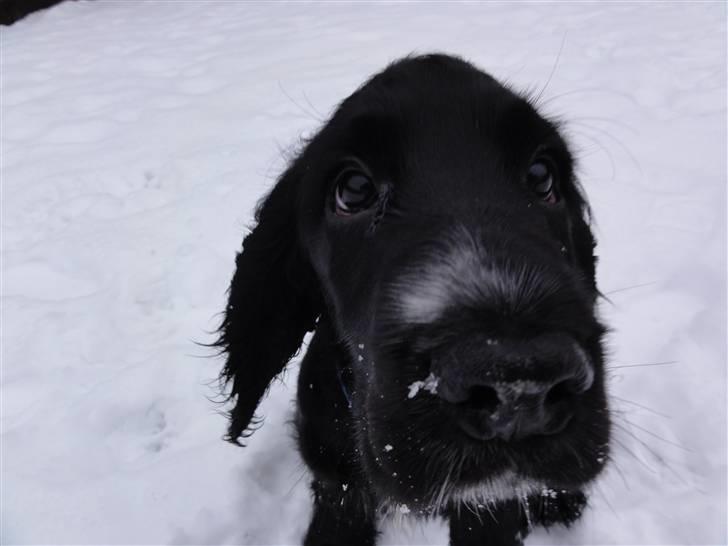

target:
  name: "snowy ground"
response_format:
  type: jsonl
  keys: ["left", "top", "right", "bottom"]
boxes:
{"left": 1, "top": 2, "right": 726, "bottom": 545}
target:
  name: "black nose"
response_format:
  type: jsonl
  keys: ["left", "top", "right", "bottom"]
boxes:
{"left": 434, "top": 334, "right": 593, "bottom": 441}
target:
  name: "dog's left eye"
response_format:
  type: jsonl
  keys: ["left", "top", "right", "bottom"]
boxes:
{"left": 334, "top": 170, "right": 378, "bottom": 215}
{"left": 527, "top": 160, "right": 558, "bottom": 204}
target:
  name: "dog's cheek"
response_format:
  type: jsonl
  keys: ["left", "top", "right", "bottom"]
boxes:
{"left": 513, "top": 380, "right": 610, "bottom": 487}
{"left": 357, "top": 375, "right": 449, "bottom": 501}
{"left": 302, "top": 216, "right": 376, "bottom": 325}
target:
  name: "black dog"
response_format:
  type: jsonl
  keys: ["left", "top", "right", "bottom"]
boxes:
{"left": 0, "top": 0, "right": 67, "bottom": 25}
{"left": 217, "top": 54, "right": 610, "bottom": 546}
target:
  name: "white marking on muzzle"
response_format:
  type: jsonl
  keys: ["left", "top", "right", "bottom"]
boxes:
{"left": 393, "top": 226, "right": 531, "bottom": 324}
{"left": 445, "top": 471, "right": 543, "bottom": 508}
{"left": 377, "top": 471, "right": 543, "bottom": 520}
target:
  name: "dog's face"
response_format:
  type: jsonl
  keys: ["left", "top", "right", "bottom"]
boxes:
{"left": 220, "top": 54, "right": 609, "bottom": 512}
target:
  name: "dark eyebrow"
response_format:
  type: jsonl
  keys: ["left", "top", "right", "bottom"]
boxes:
{"left": 494, "top": 100, "right": 570, "bottom": 164}
{"left": 342, "top": 113, "right": 401, "bottom": 174}
{"left": 348, "top": 113, "right": 398, "bottom": 148}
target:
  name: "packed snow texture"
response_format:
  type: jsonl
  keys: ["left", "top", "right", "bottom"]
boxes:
{"left": 1, "top": 2, "right": 726, "bottom": 545}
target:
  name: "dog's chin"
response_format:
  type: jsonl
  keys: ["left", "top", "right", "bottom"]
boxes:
{"left": 360, "top": 421, "right": 604, "bottom": 515}
{"left": 362, "top": 445, "right": 552, "bottom": 516}
{"left": 376, "top": 472, "right": 547, "bottom": 518}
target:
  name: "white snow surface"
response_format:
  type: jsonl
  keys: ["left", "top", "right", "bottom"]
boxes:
{"left": 1, "top": 2, "right": 726, "bottom": 545}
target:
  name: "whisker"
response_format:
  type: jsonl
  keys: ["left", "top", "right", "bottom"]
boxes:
{"left": 570, "top": 120, "right": 643, "bottom": 174}
{"left": 302, "top": 90, "right": 325, "bottom": 121}
{"left": 622, "top": 418, "right": 692, "bottom": 452}
{"left": 612, "top": 422, "right": 687, "bottom": 485}
{"left": 539, "top": 86, "right": 641, "bottom": 110}
{"left": 287, "top": 463, "right": 309, "bottom": 496}
{"left": 603, "top": 281, "right": 657, "bottom": 296}
{"left": 464, "top": 498, "right": 483, "bottom": 523}
{"left": 593, "top": 482, "right": 620, "bottom": 518}
{"left": 611, "top": 395, "right": 672, "bottom": 419}
{"left": 568, "top": 128, "right": 617, "bottom": 181}
{"left": 520, "top": 493, "right": 533, "bottom": 532}
{"left": 613, "top": 419, "right": 668, "bottom": 463}
{"left": 566, "top": 441, "right": 586, "bottom": 470}
{"left": 277, "top": 80, "right": 323, "bottom": 122}
{"left": 430, "top": 446, "right": 457, "bottom": 514}
{"left": 534, "top": 32, "right": 568, "bottom": 104}
{"left": 611, "top": 436, "right": 659, "bottom": 475}
{"left": 609, "top": 360, "right": 678, "bottom": 370}
{"left": 608, "top": 456, "right": 631, "bottom": 491}
{"left": 569, "top": 115, "right": 639, "bottom": 135}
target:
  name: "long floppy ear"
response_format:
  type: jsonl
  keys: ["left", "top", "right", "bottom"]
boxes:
{"left": 217, "top": 162, "right": 322, "bottom": 444}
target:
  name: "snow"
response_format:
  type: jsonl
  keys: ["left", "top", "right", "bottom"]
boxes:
{"left": 1, "top": 1, "right": 725, "bottom": 545}
{"left": 407, "top": 372, "right": 440, "bottom": 399}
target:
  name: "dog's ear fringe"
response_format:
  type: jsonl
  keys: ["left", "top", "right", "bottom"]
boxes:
{"left": 214, "top": 161, "right": 322, "bottom": 445}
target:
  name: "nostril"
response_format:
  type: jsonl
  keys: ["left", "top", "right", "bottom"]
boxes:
{"left": 460, "top": 385, "right": 501, "bottom": 413}
{"left": 544, "top": 378, "right": 579, "bottom": 407}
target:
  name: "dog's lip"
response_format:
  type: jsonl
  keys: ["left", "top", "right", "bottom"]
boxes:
{"left": 361, "top": 402, "right": 579, "bottom": 475}
{"left": 442, "top": 470, "right": 547, "bottom": 504}
{"left": 361, "top": 428, "right": 561, "bottom": 509}
{"left": 360, "top": 425, "right": 598, "bottom": 507}
{"left": 361, "top": 368, "right": 605, "bottom": 497}
{"left": 448, "top": 400, "right": 576, "bottom": 442}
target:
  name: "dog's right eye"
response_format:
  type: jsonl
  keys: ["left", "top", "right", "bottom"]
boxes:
{"left": 334, "top": 170, "right": 378, "bottom": 216}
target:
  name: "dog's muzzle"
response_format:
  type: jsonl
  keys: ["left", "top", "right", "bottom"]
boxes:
{"left": 385, "top": 224, "right": 598, "bottom": 443}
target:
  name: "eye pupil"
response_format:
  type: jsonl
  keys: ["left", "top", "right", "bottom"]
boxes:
{"left": 335, "top": 170, "right": 377, "bottom": 215}
{"left": 344, "top": 174, "right": 371, "bottom": 195}
{"left": 529, "top": 162, "right": 549, "bottom": 179}
{"left": 527, "top": 160, "right": 557, "bottom": 203}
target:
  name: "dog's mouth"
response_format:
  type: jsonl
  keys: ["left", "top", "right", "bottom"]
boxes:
{"left": 378, "top": 469, "right": 547, "bottom": 517}
{"left": 360, "top": 421, "right": 583, "bottom": 514}
{"left": 360, "top": 414, "right": 607, "bottom": 514}
{"left": 358, "top": 347, "right": 609, "bottom": 511}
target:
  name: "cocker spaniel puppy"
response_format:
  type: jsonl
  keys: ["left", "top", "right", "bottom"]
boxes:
{"left": 217, "top": 54, "right": 610, "bottom": 546}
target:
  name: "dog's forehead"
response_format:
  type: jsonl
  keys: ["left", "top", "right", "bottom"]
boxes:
{"left": 328, "top": 56, "right": 562, "bottom": 173}
{"left": 356, "top": 54, "right": 508, "bottom": 108}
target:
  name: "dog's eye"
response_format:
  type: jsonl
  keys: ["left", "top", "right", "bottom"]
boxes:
{"left": 334, "top": 170, "right": 378, "bottom": 215}
{"left": 527, "top": 160, "right": 558, "bottom": 204}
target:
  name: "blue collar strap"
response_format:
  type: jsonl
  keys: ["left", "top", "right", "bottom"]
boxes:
{"left": 336, "top": 363, "right": 353, "bottom": 409}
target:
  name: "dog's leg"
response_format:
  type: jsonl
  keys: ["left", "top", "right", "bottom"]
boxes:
{"left": 530, "top": 489, "right": 587, "bottom": 529}
{"left": 447, "top": 500, "right": 529, "bottom": 546}
{"left": 304, "top": 479, "right": 377, "bottom": 546}
{"left": 297, "top": 317, "right": 378, "bottom": 545}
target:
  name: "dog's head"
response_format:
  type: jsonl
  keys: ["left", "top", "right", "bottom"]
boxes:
{"left": 219, "top": 54, "right": 609, "bottom": 511}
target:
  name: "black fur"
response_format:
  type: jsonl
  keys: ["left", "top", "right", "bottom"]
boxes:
{"left": 217, "top": 54, "right": 610, "bottom": 545}
{"left": 0, "top": 0, "right": 67, "bottom": 25}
